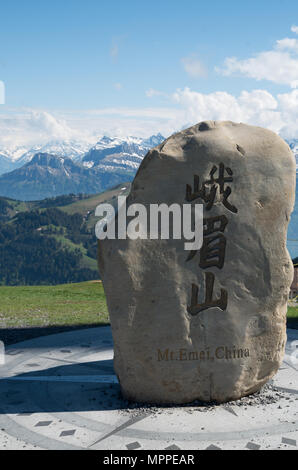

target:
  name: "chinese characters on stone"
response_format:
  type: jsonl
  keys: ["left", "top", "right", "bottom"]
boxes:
{"left": 186, "top": 163, "right": 237, "bottom": 315}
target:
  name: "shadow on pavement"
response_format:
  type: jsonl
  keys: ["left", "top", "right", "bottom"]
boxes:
{"left": 0, "top": 359, "right": 129, "bottom": 413}
{"left": 0, "top": 323, "right": 107, "bottom": 346}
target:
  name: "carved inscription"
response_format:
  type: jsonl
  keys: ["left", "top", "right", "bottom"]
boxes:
{"left": 186, "top": 163, "right": 237, "bottom": 315}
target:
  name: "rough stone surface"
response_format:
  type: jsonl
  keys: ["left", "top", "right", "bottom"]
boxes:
{"left": 98, "top": 121, "right": 296, "bottom": 404}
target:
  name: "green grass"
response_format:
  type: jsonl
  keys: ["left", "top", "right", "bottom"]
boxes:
{"left": 0, "top": 279, "right": 296, "bottom": 331}
{"left": 52, "top": 234, "right": 85, "bottom": 253}
{"left": 50, "top": 234, "right": 98, "bottom": 270}
{"left": 0, "top": 281, "right": 109, "bottom": 329}
{"left": 287, "top": 306, "right": 298, "bottom": 318}
{"left": 81, "top": 255, "right": 98, "bottom": 270}
{"left": 59, "top": 192, "right": 114, "bottom": 215}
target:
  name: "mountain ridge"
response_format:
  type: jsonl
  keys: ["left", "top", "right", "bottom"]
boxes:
{"left": 0, "top": 134, "right": 165, "bottom": 200}
{"left": 0, "top": 133, "right": 165, "bottom": 173}
{"left": 0, "top": 152, "right": 134, "bottom": 201}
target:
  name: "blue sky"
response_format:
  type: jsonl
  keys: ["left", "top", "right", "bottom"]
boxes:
{"left": 1, "top": 0, "right": 298, "bottom": 144}
{"left": 1, "top": 0, "right": 297, "bottom": 108}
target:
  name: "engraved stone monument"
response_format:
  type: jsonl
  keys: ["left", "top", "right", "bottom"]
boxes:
{"left": 98, "top": 121, "right": 296, "bottom": 403}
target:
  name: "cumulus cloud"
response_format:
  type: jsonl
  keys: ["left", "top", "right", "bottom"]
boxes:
{"left": 276, "top": 89, "right": 298, "bottom": 137}
{"left": 66, "top": 88, "right": 298, "bottom": 139}
{"left": 276, "top": 37, "right": 298, "bottom": 52}
{"left": 4, "top": 85, "right": 298, "bottom": 151}
{"left": 0, "top": 107, "right": 180, "bottom": 149}
{"left": 217, "top": 30, "right": 298, "bottom": 88}
{"left": 291, "top": 25, "right": 298, "bottom": 34}
{"left": 171, "top": 87, "right": 298, "bottom": 136}
{"left": 29, "top": 111, "right": 72, "bottom": 139}
{"left": 0, "top": 109, "right": 92, "bottom": 150}
{"left": 181, "top": 56, "right": 207, "bottom": 78}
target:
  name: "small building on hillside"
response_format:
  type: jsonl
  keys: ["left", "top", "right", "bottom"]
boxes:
{"left": 290, "top": 264, "right": 298, "bottom": 299}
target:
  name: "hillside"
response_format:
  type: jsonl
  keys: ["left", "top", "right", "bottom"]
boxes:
{"left": 0, "top": 183, "right": 130, "bottom": 286}
{"left": 0, "top": 175, "right": 296, "bottom": 286}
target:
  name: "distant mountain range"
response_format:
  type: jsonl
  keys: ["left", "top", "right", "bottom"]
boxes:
{"left": 0, "top": 134, "right": 164, "bottom": 200}
{"left": 0, "top": 134, "right": 165, "bottom": 175}
{"left": 0, "top": 140, "right": 93, "bottom": 169}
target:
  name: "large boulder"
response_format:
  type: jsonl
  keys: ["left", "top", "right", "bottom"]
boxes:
{"left": 98, "top": 121, "right": 296, "bottom": 403}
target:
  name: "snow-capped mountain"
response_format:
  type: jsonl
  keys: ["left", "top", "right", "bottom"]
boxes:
{"left": 12, "top": 140, "right": 93, "bottom": 169}
{"left": 0, "top": 134, "right": 165, "bottom": 200}
{"left": 81, "top": 133, "right": 164, "bottom": 171}
{"left": 0, "top": 140, "right": 92, "bottom": 175}
{"left": 0, "top": 134, "right": 165, "bottom": 176}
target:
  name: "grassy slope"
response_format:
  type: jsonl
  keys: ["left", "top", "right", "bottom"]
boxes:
{"left": 1, "top": 182, "right": 130, "bottom": 218}
{"left": 1, "top": 183, "right": 131, "bottom": 277}
{"left": 0, "top": 281, "right": 108, "bottom": 329}
{"left": 51, "top": 234, "right": 98, "bottom": 270}
{"left": 60, "top": 182, "right": 131, "bottom": 229}
{"left": 59, "top": 188, "right": 121, "bottom": 214}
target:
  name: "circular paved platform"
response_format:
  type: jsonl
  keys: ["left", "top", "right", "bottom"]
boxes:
{"left": 0, "top": 326, "right": 297, "bottom": 450}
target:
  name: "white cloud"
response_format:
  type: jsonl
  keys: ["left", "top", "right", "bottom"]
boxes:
{"left": 171, "top": 87, "right": 293, "bottom": 136}
{"left": 29, "top": 110, "right": 72, "bottom": 139}
{"left": 0, "top": 109, "right": 92, "bottom": 150}
{"left": 4, "top": 84, "right": 298, "bottom": 151}
{"left": 70, "top": 88, "right": 298, "bottom": 138}
{"left": 276, "top": 37, "right": 298, "bottom": 51}
{"left": 276, "top": 89, "right": 298, "bottom": 137}
{"left": 181, "top": 56, "right": 207, "bottom": 78}
{"left": 0, "top": 106, "right": 181, "bottom": 150}
{"left": 217, "top": 30, "right": 298, "bottom": 87}
{"left": 291, "top": 25, "right": 298, "bottom": 34}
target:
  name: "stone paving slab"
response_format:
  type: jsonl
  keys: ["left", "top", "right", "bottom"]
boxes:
{"left": 0, "top": 326, "right": 297, "bottom": 450}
